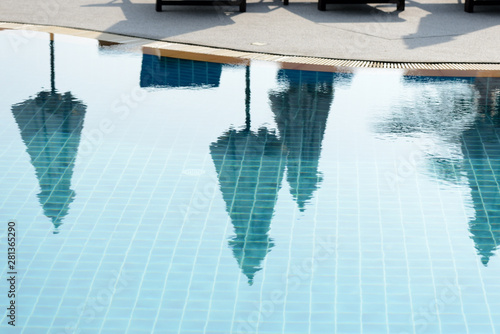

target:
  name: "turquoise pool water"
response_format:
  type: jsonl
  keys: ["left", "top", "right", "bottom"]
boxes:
{"left": 0, "top": 30, "right": 500, "bottom": 333}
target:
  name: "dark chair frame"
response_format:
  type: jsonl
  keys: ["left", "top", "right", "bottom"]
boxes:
{"left": 317, "top": 0, "right": 404, "bottom": 11}
{"left": 465, "top": 0, "right": 500, "bottom": 12}
{"left": 156, "top": 0, "right": 246, "bottom": 12}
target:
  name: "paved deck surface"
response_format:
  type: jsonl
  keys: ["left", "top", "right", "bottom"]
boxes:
{"left": 1, "top": 0, "right": 499, "bottom": 62}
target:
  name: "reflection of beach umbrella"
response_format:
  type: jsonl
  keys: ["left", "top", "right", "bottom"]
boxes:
{"left": 140, "top": 54, "right": 222, "bottom": 88}
{"left": 11, "top": 33, "right": 87, "bottom": 234}
{"left": 210, "top": 67, "right": 285, "bottom": 285}
{"left": 461, "top": 99, "right": 500, "bottom": 266}
{"left": 269, "top": 70, "right": 334, "bottom": 211}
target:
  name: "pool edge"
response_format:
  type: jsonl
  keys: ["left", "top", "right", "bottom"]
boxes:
{"left": 2, "top": 21, "right": 500, "bottom": 77}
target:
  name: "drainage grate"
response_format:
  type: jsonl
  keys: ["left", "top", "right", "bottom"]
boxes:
{"left": 2, "top": 22, "right": 499, "bottom": 75}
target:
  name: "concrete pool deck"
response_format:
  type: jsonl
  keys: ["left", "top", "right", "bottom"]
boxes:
{"left": 0, "top": 0, "right": 499, "bottom": 63}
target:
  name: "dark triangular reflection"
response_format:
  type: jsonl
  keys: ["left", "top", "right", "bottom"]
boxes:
{"left": 269, "top": 70, "right": 335, "bottom": 211}
{"left": 11, "top": 90, "right": 87, "bottom": 233}
{"left": 140, "top": 54, "right": 222, "bottom": 88}
{"left": 462, "top": 77, "right": 500, "bottom": 266}
{"left": 210, "top": 127, "right": 284, "bottom": 285}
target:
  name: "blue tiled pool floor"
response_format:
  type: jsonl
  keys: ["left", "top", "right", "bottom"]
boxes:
{"left": 0, "top": 30, "right": 500, "bottom": 333}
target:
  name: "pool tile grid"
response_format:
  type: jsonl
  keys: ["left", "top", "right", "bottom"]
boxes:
{"left": 2, "top": 33, "right": 500, "bottom": 333}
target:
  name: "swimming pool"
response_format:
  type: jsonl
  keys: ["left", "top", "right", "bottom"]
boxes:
{"left": 0, "top": 29, "right": 499, "bottom": 334}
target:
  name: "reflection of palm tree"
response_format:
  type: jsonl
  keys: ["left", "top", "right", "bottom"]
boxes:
{"left": 374, "top": 76, "right": 500, "bottom": 265}
{"left": 376, "top": 77, "right": 478, "bottom": 139}
{"left": 269, "top": 70, "right": 334, "bottom": 211}
{"left": 11, "top": 34, "right": 86, "bottom": 233}
{"left": 375, "top": 77, "right": 479, "bottom": 186}
{"left": 393, "top": 77, "right": 500, "bottom": 266}
{"left": 210, "top": 67, "right": 284, "bottom": 285}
